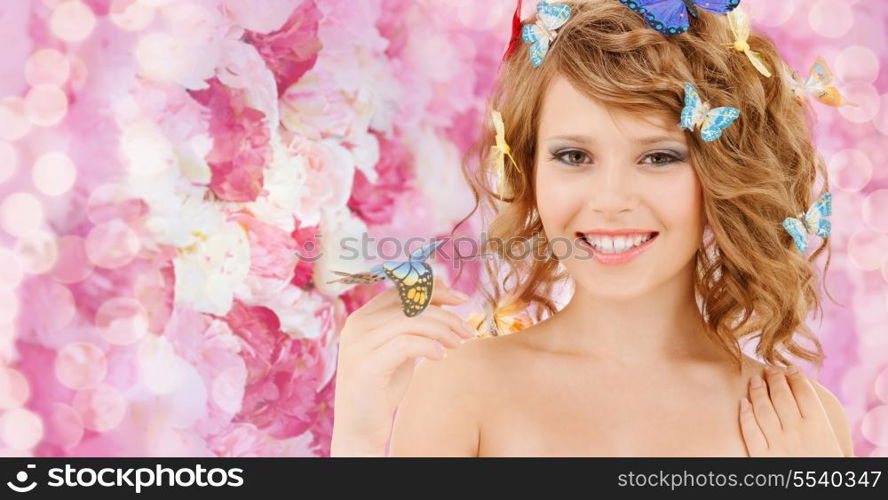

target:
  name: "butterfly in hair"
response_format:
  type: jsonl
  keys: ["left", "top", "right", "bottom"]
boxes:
{"left": 782, "top": 192, "right": 832, "bottom": 253}
{"left": 618, "top": 0, "right": 741, "bottom": 35}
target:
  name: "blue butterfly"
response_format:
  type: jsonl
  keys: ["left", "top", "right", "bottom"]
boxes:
{"left": 618, "top": 0, "right": 741, "bottom": 35}
{"left": 327, "top": 240, "right": 444, "bottom": 317}
{"left": 680, "top": 82, "right": 740, "bottom": 142}
{"left": 782, "top": 192, "right": 832, "bottom": 253}
{"left": 521, "top": 1, "right": 573, "bottom": 67}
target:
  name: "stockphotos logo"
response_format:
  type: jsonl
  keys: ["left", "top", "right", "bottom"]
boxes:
{"left": 7, "top": 464, "right": 37, "bottom": 493}
{"left": 5, "top": 463, "right": 244, "bottom": 494}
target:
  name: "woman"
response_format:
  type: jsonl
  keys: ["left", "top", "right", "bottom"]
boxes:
{"left": 329, "top": 0, "right": 854, "bottom": 457}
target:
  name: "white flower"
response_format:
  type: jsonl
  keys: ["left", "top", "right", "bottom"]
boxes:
{"left": 173, "top": 218, "right": 250, "bottom": 316}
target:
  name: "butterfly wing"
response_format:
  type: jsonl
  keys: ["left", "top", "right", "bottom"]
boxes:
{"left": 619, "top": 0, "right": 692, "bottom": 35}
{"left": 680, "top": 82, "right": 702, "bottom": 130}
{"left": 805, "top": 58, "right": 843, "bottom": 106}
{"left": 745, "top": 50, "right": 773, "bottom": 78}
{"left": 521, "top": 24, "right": 550, "bottom": 67}
{"left": 692, "top": 0, "right": 741, "bottom": 14}
{"left": 782, "top": 217, "right": 809, "bottom": 253}
{"left": 700, "top": 106, "right": 740, "bottom": 142}
{"left": 384, "top": 261, "right": 434, "bottom": 317}
{"left": 408, "top": 239, "right": 444, "bottom": 263}
{"left": 804, "top": 192, "right": 832, "bottom": 238}
{"left": 726, "top": 6, "right": 749, "bottom": 43}
{"left": 537, "top": 1, "right": 573, "bottom": 31}
{"left": 326, "top": 265, "right": 387, "bottom": 285}
{"left": 521, "top": 22, "right": 542, "bottom": 44}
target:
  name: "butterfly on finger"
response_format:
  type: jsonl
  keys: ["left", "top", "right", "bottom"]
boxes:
{"left": 618, "top": 0, "right": 741, "bottom": 35}
{"left": 680, "top": 82, "right": 740, "bottom": 142}
{"left": 327, "top": 240, "right": 444, "bottom": 317}
{"left": 783, "top": 192, "right": 832, "bottom": 253}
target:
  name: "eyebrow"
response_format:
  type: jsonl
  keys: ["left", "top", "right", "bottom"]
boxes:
{"left": 545, "top": 134, "right": 686, "bottom": 146}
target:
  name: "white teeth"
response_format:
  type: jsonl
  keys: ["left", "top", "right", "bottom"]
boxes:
{"left": 583, "top": 233, "right": 653, "bottom": 254}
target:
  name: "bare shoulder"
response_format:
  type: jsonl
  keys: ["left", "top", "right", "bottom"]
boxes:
{"left": 808, "top": 378, "right": 855, "bottom": 457}
{"left": 388, "top": 332, "right": 514, "bottom": 457}
{"left": 740, "top": 356, "right": 854, "bottom": 457}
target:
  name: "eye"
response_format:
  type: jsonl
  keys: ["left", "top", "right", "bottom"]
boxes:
{"left": 551, "top": 149, "right": 591, "bottom": 167}
{"left": 641, "top": 151, "right": 684, "bottom": 167}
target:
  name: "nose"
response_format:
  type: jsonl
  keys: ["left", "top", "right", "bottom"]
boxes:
{"left": 584, "top": 160, "right": 638, "bottom": 215}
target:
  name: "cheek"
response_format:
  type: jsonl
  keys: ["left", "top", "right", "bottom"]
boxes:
{"left": 534, "top": 166, "right": 575, "bottom": 235}
{"left": 649, "top": 169, "right": 703, "bottom": 243}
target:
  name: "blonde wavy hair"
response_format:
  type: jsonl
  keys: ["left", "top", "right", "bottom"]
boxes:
{"left": 451, "top": 0, "right": 834, "bottom": 371}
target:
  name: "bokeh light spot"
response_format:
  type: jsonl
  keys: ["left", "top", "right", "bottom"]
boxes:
{"left": 49, "top": 0, "right": 97, "bottom": 43}
{"left": 0, "top": 368, "right": 30, "bottom": 409}
{"left": 14, "top": 230, "right": 59, "bottom": 275}
{"left": 55, "top": 342, "right": 108, "bottom": 390}
{"left": 828, "top": 149, "right": 872, "bottom": 193}
{"left": 0, "top": 97, "right": 32, "bottom": 141}
{"left": 862, "top": 405, "right": 888, "bottom": 447}
{"left": 85, "top": 219, "right": 141, "bottom": 269}
{"left": 0, "top": 408, "right": 44, "bottom": 450}
{"left": 0, "top": 141, "right": 18, "bottom": 185}
{"left": 25, "top": 49, "right": 71, "bottom": 87}
{"left": 72, "top": 383, "right": 127, "bottom": 432}
{"left": 32, "top": 151, "right": 77, "bottom": 196}
{"left": 862, "top": 189, "right": 888, "bottom": 233}
{"left": 96, "top": 297, "right": 149, "bottom": 345}
{"left": 24, "top": 85, "right": 68, "bottom": 127}
{"left": 1, "top": 193, "right": 44, "bottom": 238}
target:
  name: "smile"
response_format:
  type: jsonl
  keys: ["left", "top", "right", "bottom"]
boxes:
{"left": 576, "top": 231, "right": 659, "bottom": 265}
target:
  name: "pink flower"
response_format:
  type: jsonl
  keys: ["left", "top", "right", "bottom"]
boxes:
{"left": 347, "top": 134, "right": 412, "bottom": 225}
{"left": 234, "top": 211, "right": 298, "bottom": 281}
{"left": 290, "top": 220, "right": 320, "bottom": 289}
{"left": 189, "top": 78, "right": 272, "bottom": 202}
{"left": 287, "top": 136, "right": 354, "bottom": 227}
{"left": 243, "top": 0, "right": 323, "bottom": 93}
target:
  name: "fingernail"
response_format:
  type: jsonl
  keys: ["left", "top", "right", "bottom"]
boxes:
{"left": 452, "top": 290, "right": 469, "bottom": 301}
{"left": 740, "top": 398, "right": 751, "bottom": 412}
{"left": 786, "top": 364, "right": 799, "bottom": 375}
{"left": 764, "top": 366, "right": 779, "bottom": 376}
{"left": 750, "top": 376, "right": 763, "bottom": 389}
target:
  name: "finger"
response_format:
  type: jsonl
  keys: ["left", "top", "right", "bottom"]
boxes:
{"left": 356, "top": 284, "right": 403, "bottom": 316}
{"left": 429, "top": 277, "right": 471, "bottom": 306}
{"left": 748, "top": 374, "right": 783, "bottom": 445}
{"left": 784, "top": 365, "right": 826, "bottom": 420}
{"left": 369, "top": 334, "right": 446, "bottom": 375}
{"left": 363, "top": 302, "right": 476, "bottom": 339}
{"left": 360, "top": 276, "right": 468, "bottom": 317}
{"left": 364, "top": 314, "right": 468, "bottom": 351}
{"left": 764, "top": 365, "right": 802, "bottom": 426}
{"left": 738, "top": 397, "right": 769, "bottom": 456}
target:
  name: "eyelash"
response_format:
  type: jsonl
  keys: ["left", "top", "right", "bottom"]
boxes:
{"left": 549, "top": 149, "right": 685, "bottom": 168}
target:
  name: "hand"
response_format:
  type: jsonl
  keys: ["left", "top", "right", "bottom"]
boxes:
{"left": 739, "top": 364, "right": 844, "bottom": 457}
{"left": 330, "top": 278, "right": 477, "bottom": 456}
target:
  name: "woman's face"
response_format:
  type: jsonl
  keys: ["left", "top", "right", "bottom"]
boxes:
{"left": 534, "top": 75, "right": 704, "bottom": 299}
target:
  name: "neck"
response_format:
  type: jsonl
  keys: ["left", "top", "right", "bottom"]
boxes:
{"left": 549, "top": 260, "right": 722, "bottom": 365}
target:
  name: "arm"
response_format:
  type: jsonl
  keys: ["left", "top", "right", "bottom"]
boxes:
{"left": 387, "top": 342, "right": 482, "bottom": 457}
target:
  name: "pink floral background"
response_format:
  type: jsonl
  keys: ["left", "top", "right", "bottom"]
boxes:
{"left": 0, "top": 0, "right": 885, "bottom": 457}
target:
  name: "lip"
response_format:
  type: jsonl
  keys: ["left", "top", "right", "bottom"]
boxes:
{"left": 577, "top": 231, "right": 659, "bottom": 265}
{"left": 578, "top": 229, "right": 658, "bottom": 237}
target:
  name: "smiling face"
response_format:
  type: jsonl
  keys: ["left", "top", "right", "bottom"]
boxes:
{"left": 534, "top": 75, "right": 705, "bottom": 299}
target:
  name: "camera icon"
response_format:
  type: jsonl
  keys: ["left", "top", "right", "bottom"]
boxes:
{"left": 7, "top": 464, "right": 37, "bottom": 493}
